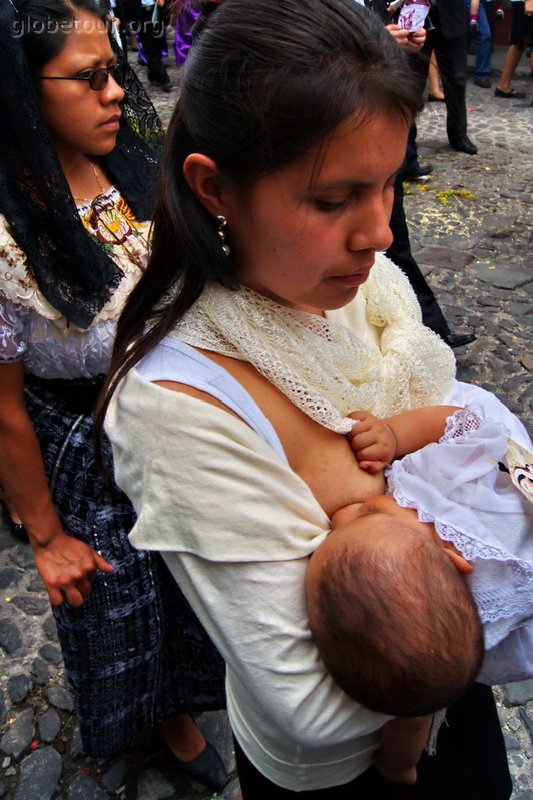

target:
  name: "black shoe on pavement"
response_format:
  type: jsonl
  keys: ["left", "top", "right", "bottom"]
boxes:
{"left": 474, "top": 77, "right": 491, "bottom": 88}
{"left": 402, "top": 164, "right": 433, "bottom": 181}
{"left": 427, "top": 93, "right": 445, "bottom": 102}
{"left": 172, "top": 743, "right": 228, "bottom": 790}
{"left": 494, "top": 87, "right": 526, "bottom": 99}
{"left": 0, "top": 502, "right": 30, "bottom": 544}
{"left": 450, "top": 136, "right": 478, "bottom": 155}
{"left": 149, "top": 78, "right": 172, "bottom": 93}
{"left": 443, "top": 332, "right": 477, "bottom": 349}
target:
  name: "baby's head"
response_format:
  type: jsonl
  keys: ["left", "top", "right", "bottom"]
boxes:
{"left": 306, "top": 497, "right": 484, "bottom": 716}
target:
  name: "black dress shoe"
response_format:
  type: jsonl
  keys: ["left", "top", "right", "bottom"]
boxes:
{"left": 443, "top": 332, "right": 477, "bottom": 349}
{"left": 474, "top": 77, "right": 491, "bottom": 88}
{"left": 494, "top": 87, "right": 526, "bottom": 99}
{"left": 450, "top": 137, "right": 478, "bottom": 155}
{"left": 172, "top": 742, "right": 228, "bottom": 790}
{"left": 0, "top": 502, "right": 29, "bottom": 543}
{"left": 149, "top": 79, "right": 172, "bottom": 93}
{"left": 402, "top": 163, "right": 433, "bottom": 181}
{"left": 427, "top": 93, "right": 445, "bottom": 103}
{"left": 10, "top": 523, "right": 30, "bottom": 544}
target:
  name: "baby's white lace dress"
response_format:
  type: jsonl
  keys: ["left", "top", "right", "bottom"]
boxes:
{"left": 387, "top": 406, "right": 533, "bottom": 685}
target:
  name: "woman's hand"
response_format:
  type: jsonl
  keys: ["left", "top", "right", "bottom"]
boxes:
{"left": 32, "top": 533, "right": 114, "bottom": 607}
{"left": 385, "top": 23, "right": 410, "bottom": 46}
{"left": 0, "top": 362, "right": 114, "bottom": 607}
{"left": 406, "top": 27, "right": 426, "bottom": 51}
{"left": 386, "top": 23, "right": 426, "bottom": 52}
{"left": 347, "top": 411, "right": 397, "bottom": 473}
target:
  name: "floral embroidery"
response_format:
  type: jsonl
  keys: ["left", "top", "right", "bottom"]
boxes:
{"left": 82, "top": 193, "right": 141, "bottom": 246}
{"left": 0, "top": 186, "right": 148, "bottom": 328}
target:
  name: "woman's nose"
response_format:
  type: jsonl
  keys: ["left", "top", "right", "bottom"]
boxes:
{"left": 102, "top": 74, "right": 125, "bottom": 104}
{"left": 347, "top": 194, "right": 394, "bottom": 253}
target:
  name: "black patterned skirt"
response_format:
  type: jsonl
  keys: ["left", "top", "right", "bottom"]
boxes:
{"left": 24, "top": 377, "right": 225, "bottom": 758}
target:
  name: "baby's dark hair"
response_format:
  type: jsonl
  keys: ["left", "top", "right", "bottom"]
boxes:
{"left": 307, "top": 519, "right": 484, "bottom": 717}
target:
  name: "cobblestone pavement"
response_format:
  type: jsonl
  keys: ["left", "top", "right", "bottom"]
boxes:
{"left": 0, "top": 47, "right": 531, "bottom": 799}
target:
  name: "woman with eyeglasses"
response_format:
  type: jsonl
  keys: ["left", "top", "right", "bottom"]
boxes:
{"left": 0, "top": 0, "right": 226, "bottom": 788}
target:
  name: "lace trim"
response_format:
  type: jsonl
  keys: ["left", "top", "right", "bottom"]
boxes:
{"left": 172, "top": 254, "right": 456, "bottom": 432}
{"left": 0, "top": 191, "right": 147, "bottom": 331}
{"left": 0, "top": 296, "right": 27, "bottom": 360}
{"left": 387, "top": 483, "right": 532, "bottom": 623}
{"left": 440, "top": 405, "right": 484, "bottom": 442}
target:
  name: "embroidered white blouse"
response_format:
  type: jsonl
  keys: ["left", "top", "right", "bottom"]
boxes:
{"left": 0, "top": 186, "right": 148, "bottom": 378}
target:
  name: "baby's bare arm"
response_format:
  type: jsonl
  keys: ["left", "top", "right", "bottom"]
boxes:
{"left": 383, "top": 406, "right": 461, "bottom": 457}
{"left": 347, "top": 406, "right": 460, "bottom": 473}
{"left": 374, "top": 716, "right": 432, "bottom": 785}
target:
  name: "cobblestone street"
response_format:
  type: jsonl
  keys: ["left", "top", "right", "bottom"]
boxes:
{"left": 0, "top": 46, "right": 531, "bottom": 799}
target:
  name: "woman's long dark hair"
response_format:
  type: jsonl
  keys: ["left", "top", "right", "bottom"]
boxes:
{"left": 96, "top": 0, "right": 424, "bottom": 432}
{"left": 14, "top": 0, "right": 110, "bottom": 76}
{"left": 0, "top": 0, "right": 162, "bottom": 328}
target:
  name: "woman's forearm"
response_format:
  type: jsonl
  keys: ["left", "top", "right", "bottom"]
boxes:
{"left": 0, "top": 402, "right": 64, "bottom": 545}
{"left": 0, "top": 362, "right": 63, "bottom": 542}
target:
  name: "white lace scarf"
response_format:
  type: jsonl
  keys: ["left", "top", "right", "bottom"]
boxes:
{"left": 172, "top": 255, "right": 456, "bottom": 433}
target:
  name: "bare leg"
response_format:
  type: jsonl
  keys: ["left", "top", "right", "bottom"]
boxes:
{"left": 159, "top": 713, "right": 207, "bottom": 761}
{"left": 427, "top": 51, "right": 444, "bottom": 99}
{"left": 496, "top": 44, "right": 524, "bottom": 92}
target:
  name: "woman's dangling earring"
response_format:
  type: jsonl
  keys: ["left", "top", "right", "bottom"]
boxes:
{"left": 216, "top": 215, "right": 230, "bottom": 256}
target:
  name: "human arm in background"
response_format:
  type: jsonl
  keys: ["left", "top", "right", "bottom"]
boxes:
{"left": 469, "top": 0, "right": 480, "bottom": 29}
{"left": 0, "top": 359, "right": 113, "bottom": 607}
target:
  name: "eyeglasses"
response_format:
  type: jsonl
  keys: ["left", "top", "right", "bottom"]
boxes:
{"left": 38, "top": 63, "right": 125, "bottom": 91}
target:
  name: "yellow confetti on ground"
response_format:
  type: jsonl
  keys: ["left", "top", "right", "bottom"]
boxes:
{"left": 435, "top": 188, "right": 476, "bottom": 206}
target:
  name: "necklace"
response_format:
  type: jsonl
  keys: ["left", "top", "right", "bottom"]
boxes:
{"left": 90, "top": 160, "right": 105, "bottom": 194}
{"left": 73, "top": 160, "right": 107, "bottom": 204}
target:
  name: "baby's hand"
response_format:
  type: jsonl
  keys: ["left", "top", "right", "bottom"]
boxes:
{"left": 374, "top": 750, "right": 418, "bottom": 785}
{"left": 347, "top": 411, "right": 397, "bottom": 473}
{"left": 330, "top": 503, "right": 362, "bottom": 530}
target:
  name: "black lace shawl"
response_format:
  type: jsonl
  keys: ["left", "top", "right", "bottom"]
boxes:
{"left": 0, "top": 0, "right": 165, "bottom": 328}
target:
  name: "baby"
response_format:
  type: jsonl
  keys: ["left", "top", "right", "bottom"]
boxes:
{"left": 305, "top": 405, "right": 533, "bottom": 785}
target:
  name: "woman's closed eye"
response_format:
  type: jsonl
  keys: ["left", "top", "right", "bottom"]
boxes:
{"left": 313, "top": 198, "right": 351, "bottom": 213}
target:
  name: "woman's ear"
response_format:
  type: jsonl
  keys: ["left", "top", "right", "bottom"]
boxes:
{"left": 183, "top": 153, "right": 228, "bottom": 217}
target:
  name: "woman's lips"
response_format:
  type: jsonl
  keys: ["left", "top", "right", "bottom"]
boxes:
{"left": 329, "top": 269, "right": 372, "bottom": 287}
{"left": 99, "top": 115, "right": 121, "bottom": 130}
